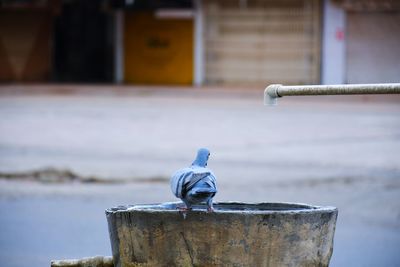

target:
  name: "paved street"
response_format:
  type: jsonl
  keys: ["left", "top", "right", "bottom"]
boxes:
{"left": 0, "top": 85, "right": 399, "bottom": 267}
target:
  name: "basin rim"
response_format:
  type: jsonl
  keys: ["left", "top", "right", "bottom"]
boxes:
{"left": 105, "top": 201, "right": 337, "bottom": 215}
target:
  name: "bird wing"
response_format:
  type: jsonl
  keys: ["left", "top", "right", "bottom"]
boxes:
{"left": 170, "top": 167, "right": 193, "bottom": 198}
{"left": 185, "top": 171, "right": 210, "bottom": 192}
{"left": 171, "top": 167, "right": 217, "bottom": 199}
{"left": 205, "top": 171, "right": 217, "bottom": 192}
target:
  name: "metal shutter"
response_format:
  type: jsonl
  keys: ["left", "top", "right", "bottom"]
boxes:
{"left": 347, "top": 12, "right": 400, "bottom": 83}
{"left": 204, "top": 0, "right": 321, "bottom": 85}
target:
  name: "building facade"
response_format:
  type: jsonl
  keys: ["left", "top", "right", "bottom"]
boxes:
{"left": 0, "top": 0, "right": 399, "bottom": 85}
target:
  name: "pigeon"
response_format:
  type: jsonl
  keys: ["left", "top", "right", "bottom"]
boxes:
{"left": 170, "top": 148, "right": 217, "bottom": 212}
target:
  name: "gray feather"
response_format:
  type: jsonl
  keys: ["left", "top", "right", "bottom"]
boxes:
{"left": 170, "top": 148, "right": 217, "bottom": 210}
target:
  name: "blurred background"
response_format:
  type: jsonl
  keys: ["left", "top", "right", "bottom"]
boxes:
{"left": 1, "top": 0, "right": 399, "bottom": 85}
{"left": 0, "top": 0, "right": 399, "bottom": 266}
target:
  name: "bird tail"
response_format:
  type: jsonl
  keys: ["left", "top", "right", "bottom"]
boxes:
{"left": 192, "top": 187, "right": 217, "bottom": 194}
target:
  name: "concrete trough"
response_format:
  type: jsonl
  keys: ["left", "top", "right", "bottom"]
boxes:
{"left": 106, "top": 202, "right": 338, "bottom": 267}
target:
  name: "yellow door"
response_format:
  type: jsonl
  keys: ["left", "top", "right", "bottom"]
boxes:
{"left": 124, "top": 11, "right": 193, "bottom": 85}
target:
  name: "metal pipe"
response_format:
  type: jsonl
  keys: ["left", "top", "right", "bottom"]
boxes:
{"left": 264, "top": 83, "right": 400, "bottom": 105}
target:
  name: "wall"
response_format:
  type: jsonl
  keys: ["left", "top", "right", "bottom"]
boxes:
{"left": 322, "top": 0, "right": 346, "bottom": 84}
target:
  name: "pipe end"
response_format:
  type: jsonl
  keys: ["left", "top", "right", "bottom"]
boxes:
{"left": 264, "top": 84, "right": 282, "bottom": 106}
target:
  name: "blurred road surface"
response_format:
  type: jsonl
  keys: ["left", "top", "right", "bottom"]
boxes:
{"left": 0, "top": 85, "right": 399, "bottom": 267}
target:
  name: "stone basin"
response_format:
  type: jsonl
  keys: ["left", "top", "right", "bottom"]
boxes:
{"left": 106, "top": 202, "right": 338, "bottom": 267}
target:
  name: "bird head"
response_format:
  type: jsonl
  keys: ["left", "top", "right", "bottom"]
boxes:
{"left": 192, "top": 148, "right": 210, "bottom": 167}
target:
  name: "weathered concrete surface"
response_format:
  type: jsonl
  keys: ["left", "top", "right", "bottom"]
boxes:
{"left": 106, "top": 202, "right": 338, "bottom": 267}
{"left": 51, "top": 256, "right": 113, "bottom": 267}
